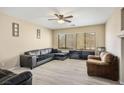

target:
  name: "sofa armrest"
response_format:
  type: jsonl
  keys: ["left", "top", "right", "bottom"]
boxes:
{"left": 88, "top": 55, "right": 101, "bottom": 60}
{"left": 20, "top": 55, "right": 37, "bottom": 69}
{"left": 87, "top": 60, "right": 109, "bottom": 66}
{"left": 1, "top": 71, "right": 32, "bottom": 85}
{"left": 87, "top": 61, "right": 109, "bottom": 66}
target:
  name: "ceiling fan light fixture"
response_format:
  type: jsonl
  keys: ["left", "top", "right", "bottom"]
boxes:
{"left": 57, "top": 19, "right": 65, "bottom": 24}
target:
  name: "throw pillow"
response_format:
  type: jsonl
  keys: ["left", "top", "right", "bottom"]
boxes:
{"left": 100, "top": 52, "right": 106, "bottom": 59}
{"left": 101, "top": 53, "right": 114, "bottom": 63}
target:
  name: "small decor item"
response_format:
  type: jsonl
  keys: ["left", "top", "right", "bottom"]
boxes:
{"left": 12, "top": 22, "right": 19, "bottom": 37}
{"left": 37, "top": 29, "right": 40, "bottom": 39}
{"left": 97, "top": 47, "right": 106, "bottom": 55}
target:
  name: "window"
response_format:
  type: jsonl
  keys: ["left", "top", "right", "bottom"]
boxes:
{"left": 85, "top": 33, "right": 96, "bottom": 50}
{"left": 76, "top": 33, "right": 96, "bottom": 50}
{"left": 58, "top": 32, "right": 96, "bottom": 50}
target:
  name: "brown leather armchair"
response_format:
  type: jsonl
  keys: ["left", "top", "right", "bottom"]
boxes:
{"left": 86, "top": 52, "right": 119, "bottom": 81}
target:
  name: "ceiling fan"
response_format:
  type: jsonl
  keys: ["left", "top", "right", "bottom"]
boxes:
{"left": 48, "top": 14, "right": 73, "bottom": 24}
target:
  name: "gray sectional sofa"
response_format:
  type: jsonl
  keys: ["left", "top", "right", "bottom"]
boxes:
{"left": 20, "top": 48, "right": 68, "bottom": 69}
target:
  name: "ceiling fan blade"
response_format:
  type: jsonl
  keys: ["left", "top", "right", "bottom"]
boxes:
{"left": 64, "top": 20, "right": 71, "bottom": 23}
{"left": 48, "top": 19, "right": 58, "bottom": 20}
{"left": 54, "top": 14, "right": 59, "bottom": 18}
{"left": 64, "top": 15, "right": 73, "bottom": 19}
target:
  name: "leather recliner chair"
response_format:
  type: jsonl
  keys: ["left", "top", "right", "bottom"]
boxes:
{"left": 86, "top": 52, "right": 119, "bottom": 81}
{"left": 0, "top": 68, "right": 32, "bottom": 85}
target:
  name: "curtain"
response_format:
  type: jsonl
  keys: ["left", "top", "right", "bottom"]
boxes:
{"left": 66, "top": 34, "right": 75, "bottom": 49}
{"left": 76, "top": 33, "right": 85, "bottom": 50}
{"left": 58, "top": 34, "right": 66, "bottom": 49}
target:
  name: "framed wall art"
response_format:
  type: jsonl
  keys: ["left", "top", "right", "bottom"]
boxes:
{"left": 12, "top": 22, "right": 19, "bottom": 37}
{"left": 37, "top": 29, "right": 41, "bottom": 39}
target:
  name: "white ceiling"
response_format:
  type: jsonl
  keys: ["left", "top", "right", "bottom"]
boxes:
{"left": 0, "top": 7, "right": 115, "bottom": 30}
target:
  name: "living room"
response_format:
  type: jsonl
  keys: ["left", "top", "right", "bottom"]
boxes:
{"left": 0, "top": 7, "right": 124, "bottom": 85}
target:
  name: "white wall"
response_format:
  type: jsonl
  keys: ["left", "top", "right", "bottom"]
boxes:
{"left": 105, "top": 8, "right": 121, "bottom": 57}
{"left": 0, "top": 13, "right": 53, "bottom": 69}
{"left": 105, "top": 8, "right": 124, "bottom": 83}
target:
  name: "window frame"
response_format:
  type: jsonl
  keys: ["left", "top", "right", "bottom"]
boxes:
{"left": 58, "top": 32, "right": 96, "bottom": 50}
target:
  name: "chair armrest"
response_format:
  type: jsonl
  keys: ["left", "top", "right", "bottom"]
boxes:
{"left": 1, "top": 71, "right": 32, "bottom": 85}
{"left": 20, "top": 55, "right": 37, "bottom": 68}
{"left": 87, "top": 60, "right": 109, "bottom": 66}
{"left": 88, "top": 55, "right": 101, "bottom": 60}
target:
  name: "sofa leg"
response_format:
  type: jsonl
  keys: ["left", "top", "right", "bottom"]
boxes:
{"left": 20, "top": 64, "right": 23, "bottom": 67}
{"left": 30, "top": 67, "right": 33, "bottom": 70}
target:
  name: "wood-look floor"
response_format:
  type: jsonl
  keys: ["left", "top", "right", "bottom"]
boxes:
{"left": 11, "top": 59, "right": 119, "bottom": 85}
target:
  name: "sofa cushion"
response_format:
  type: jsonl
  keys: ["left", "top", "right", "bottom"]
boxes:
{"left": 52, "top": 49, "right": 61, "bottom": 53}
{"left": 25, "top": 50, "right": 40, "bottom": 56}
{"left": 40, "top": 49, "right": 49, "bottom": 55}
{"left": 100, "top": 52, "right": 106, "bottom": 59}
{"left": 101, "top": 53, "right": 114, "bottom": 63}
{"left": 37, "top": 54, "right": 54, "bottom": 62}
{"left": 37, "top": 55, "right": 46, "bottom": 61}
{"left": 47, "top": 48, "right": 52, "bottom": 53}
{"left": 54, "top": 53, "right": 68, "bottom": 56}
